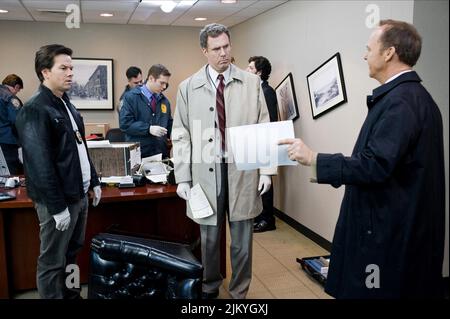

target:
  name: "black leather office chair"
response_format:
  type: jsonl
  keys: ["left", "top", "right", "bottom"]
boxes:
{"left": 105, "top": 128, "right": 126, "bottom": 142}
{"left": 88, "top": 233, "right": 203, "bottom": 299}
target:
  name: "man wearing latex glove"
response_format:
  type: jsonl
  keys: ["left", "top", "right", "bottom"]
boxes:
{"left": 149, "top": 125, "right": 167, "bottom": 137}
{"left": 279, "top": 20, "right": 445, "bottom": 299}
{"left": 92, "top": 185, "right": 102, "bottom": 207}
{"left": 176, "top": 182, "right": 191, "bottom": 201}
{"left": 15, "top": 44, "right": 101, "bottom": 299}
{"left": 173, "top": 24, "right": 276, "bottom": 299}
{"left": 120, "top": 64, "right": 173, "bottom": 158}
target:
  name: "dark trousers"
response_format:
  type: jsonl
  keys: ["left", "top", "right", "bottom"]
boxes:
{"left": 254, "top": 181, "right": 275, "bottom": 225}
{"left": 34, "top": 196, "right": 88, "bottom": 299}
{"left": 0, "top": 143, "right": 23, "bottom": 175}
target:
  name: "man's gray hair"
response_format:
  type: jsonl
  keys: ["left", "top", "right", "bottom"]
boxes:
{"left": 199, "top": 23, "right": 231, "bottom": 49}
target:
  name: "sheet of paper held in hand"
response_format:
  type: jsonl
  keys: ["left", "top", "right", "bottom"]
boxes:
{"left": 188, "top": 184, "right": 213, "bottom": 219}
{"left": 227, "top": 120, "right": 298, "bottom": 171}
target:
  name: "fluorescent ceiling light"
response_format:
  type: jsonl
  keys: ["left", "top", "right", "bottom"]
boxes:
{"left": 221, "top": 0, "right": 237, "bottom": 3}
{"left": 0, "top": 9, "right": 9, "bottom": 13}
{"left": 194, "top": 17, "right": 207, "bottom": 21}
{"left": 160, "top": 1, "right": 176, "bottom": 12}
{"left": 100, "top": 13, "right": 114, "bottom": 17}
{"left": 141, "top": 0, "right": 185, "bottom": 13}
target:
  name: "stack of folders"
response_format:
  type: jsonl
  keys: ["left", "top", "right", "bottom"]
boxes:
{"left": 304, "top": 257, "right": 330, "bottom": 278}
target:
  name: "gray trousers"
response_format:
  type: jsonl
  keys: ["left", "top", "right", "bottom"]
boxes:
{"left": 200, "top": 162, "right": 253, "bottom": 299}
{"left": 34, "top": 196, "right": 88, "bottom": 299}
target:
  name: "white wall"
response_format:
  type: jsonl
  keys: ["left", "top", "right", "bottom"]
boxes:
{"left": 231, "top": 0, "right": 414, "bottom": 241}
{"left": 413, "top": 0, "right": 449, "bottom": 276}
{"left": 0, "top": 21, "right": 206, "bottom": 127}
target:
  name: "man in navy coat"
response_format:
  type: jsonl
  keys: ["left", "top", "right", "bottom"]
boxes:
{"left": 280, "top": 19, "right": 445, "bottom": 298}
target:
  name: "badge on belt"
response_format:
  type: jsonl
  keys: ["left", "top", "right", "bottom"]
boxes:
{"left": 74, "top": 130, "right": 83, "bottom": 144}
{"left": 161, "top": 103, "right": 167, "bottom": 113}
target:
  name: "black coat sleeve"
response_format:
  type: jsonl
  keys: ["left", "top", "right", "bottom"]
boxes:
{"left": 317, "top": 97, "right": 419, "bottom": 188}
{"left": 263, "top": 85, "right": 278, "bottom": 122}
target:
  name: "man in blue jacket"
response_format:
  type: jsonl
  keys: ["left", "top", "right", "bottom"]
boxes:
{"left": 119, "top": 64, "right": 172, "bottom": 158}
{"left": 280, "top": 20, "right": 445, "bottom": 298}
{"left": 117, "top": 66, "right": 142, "bottom": 112}
{"left": 0, "top": 74, "right": 24, "bottom": 174}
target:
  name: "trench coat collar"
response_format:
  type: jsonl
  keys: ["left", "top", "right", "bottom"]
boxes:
{"left": 366, "top": 71, "right": 421, "bottom": 109}
{"left": 192, "top": 64, "right": 244, "bottom": 92}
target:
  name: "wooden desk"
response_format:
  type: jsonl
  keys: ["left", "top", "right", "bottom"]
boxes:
{"left": 0, "top": 184, "right": 225, "bottom": 299}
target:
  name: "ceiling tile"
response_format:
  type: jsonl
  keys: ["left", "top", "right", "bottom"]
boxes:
{"left": 129, "top": 2, "right": 188, "bottom": 25}
{"left": 0, "top": 0, "right": 33, "bottom": 21}
{"left": 2, "top": 0, "right": 290, "bottom": 27}
{"left": 184, "top": 0, "right": 258, "bottom": 17}
{"left": 82, "top": 0, "right": 138, "bottom": 24}
{"left": 22, "top": 0, "right": 80, "bottom": 22}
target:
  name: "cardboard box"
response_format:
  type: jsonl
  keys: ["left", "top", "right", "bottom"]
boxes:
{"left": 85, "top": 123, "right": 110, "bottom": 138}
{"left": 88, "top": 142, "right": 141, "bottom": 177}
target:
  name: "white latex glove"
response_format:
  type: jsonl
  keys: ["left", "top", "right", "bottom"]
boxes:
{"left": 176, "top": 182, "right": 191, "bottom": 201}
{"left": 258, "top": 175, "right": 272, "bottom": 196}
{"left": 149, "top": 125, "right": 168, "bottom": 137}
{"left": 93, "top": 185, "right": 102, "bottom": 207}
{"left": 53, "top": 208, "right": 71, "bottom": 231}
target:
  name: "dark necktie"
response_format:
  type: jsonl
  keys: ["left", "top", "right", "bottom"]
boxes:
{"left": 151, "top": 94, "right": 157, "bottom": 113}
{"left": 216, "top": 74, "right": 226, "bottom": 151}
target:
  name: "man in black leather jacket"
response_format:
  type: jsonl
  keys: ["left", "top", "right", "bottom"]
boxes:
{"left": 15, "top": 44, "right": 102, "bottom": 299}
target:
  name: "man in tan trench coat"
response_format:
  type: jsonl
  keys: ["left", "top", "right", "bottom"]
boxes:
{"left": 172, "top": 23, "right": 275, "bottom": 299}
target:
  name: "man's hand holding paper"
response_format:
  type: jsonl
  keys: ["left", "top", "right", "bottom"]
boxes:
{"left": 227, "top": 120, "right": 298, "bottom": 170}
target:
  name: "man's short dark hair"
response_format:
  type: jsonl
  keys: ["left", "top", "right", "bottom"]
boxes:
{"left": 147, "top": 64, "right": 171, "bottom": 80}
{"left": 2, "top": 74, "right": 23, "bottom": 89}
{"left": 379, "top": 19, "right": 422, "bottom": 67}
{"left": 35, "top": 44, "right": 73, "bottom": 82}
{"left": 126, "top": 66, "right": 142, "bottom": 80}
{"left": 248, "top": 56, "right": 272, "bottom": 81}
{"left": 199, "top": 23, "right": 231, "bottom": 49}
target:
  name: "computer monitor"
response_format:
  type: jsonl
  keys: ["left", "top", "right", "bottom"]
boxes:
{"left": 0, "top": 146, "right": 11, "bottom": 177}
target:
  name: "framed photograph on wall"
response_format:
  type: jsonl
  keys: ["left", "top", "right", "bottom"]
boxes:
{"left": 307, "top": 52, "right": 347, "bottom": 119}
{"left": 68, "top": 58, "right": 114, "bottom": 110}
{"left": 275, "top": 73, "right": 299, "bottom": 122}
